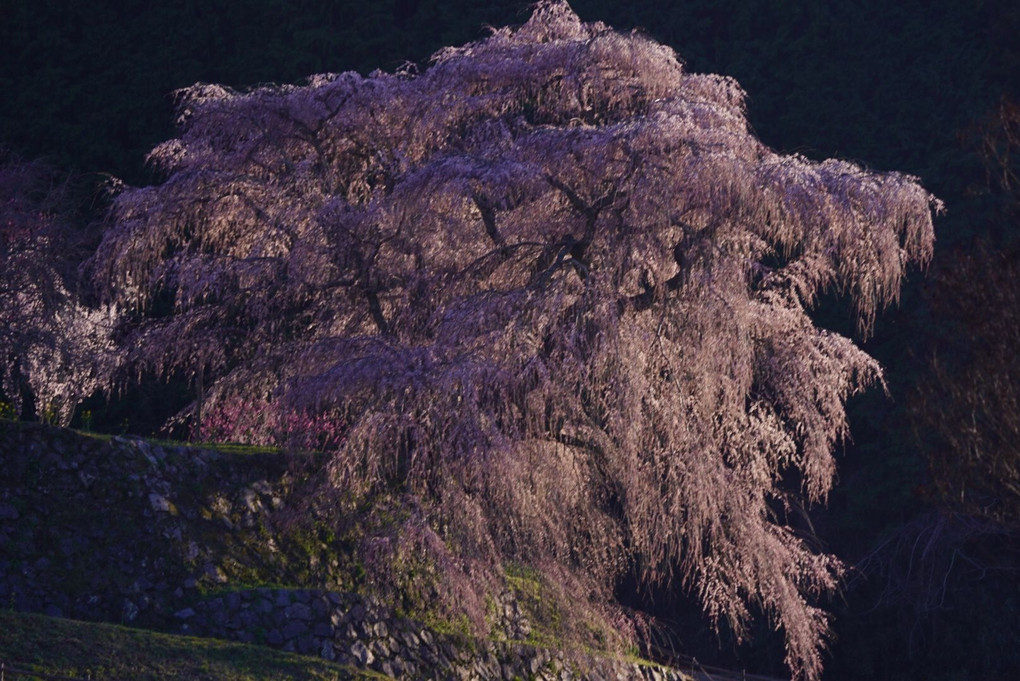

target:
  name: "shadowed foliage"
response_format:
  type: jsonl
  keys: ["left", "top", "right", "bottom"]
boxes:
{"left": 88, "top": 3, "right": 939, "bottom": 678}
{"left": 0, "top": 152, "right": 112, "bottom": 424}
{"left": 913, "top": 96, "right": 1020, "bottom": 531}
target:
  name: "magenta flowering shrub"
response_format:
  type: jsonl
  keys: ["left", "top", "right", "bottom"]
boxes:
{"left": 90, "top": 3, "right": 940, "bottom": 678}
{"left": 197, "top": 394, "right": 344, "bottom": 451}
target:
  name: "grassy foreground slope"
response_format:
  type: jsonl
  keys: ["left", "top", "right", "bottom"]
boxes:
{"left": 0, "top": 609, "right": 388, "bottom": 681}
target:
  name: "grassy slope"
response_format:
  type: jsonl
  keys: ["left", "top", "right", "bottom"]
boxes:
{"left": 0, "top": 609, "right": 390, "bottom": 681}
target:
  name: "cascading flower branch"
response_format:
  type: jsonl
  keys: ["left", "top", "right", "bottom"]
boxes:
{"left": 90, "top": 3, "right": 940, "bottom": 678}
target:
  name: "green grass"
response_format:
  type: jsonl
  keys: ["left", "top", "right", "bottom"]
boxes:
{"left": 73, "top": 427, "right": 288, "bottom": 457}
{"left": 0, "top": 610, "right": 391, "bottom": 681}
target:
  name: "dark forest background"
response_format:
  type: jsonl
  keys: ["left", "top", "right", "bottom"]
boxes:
{"left": 2, "top": 1, "right": 1018, "bottom": 678}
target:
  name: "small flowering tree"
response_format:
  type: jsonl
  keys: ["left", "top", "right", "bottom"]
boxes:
{"left": 0, "top": 152, "right": 112, "bottom": 424}
{"left": 197, "top": 393, "right": 345, "bottom": 451}
{"left": 90, "top": 3, "right": 939, "bottom": 678}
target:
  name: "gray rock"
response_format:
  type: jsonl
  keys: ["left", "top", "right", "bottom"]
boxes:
{"left": 242, "top": 489, "right": 260, "bottom": 513}
{"left": 297, "top": 635, "right": 318, "bottom": 655}
{"left": 350, "top": 602, "right": 366, "bottom": 622}
{"left": 201, "top": 563, "right": 227, "bottom": 583}
{"left": 282, "top": 620, "right": 307, "bottom": 640}
{"left": 122, "top": 599, "right": 139, "bottom": 622}
{"left": 350, "top": 640, "right": 374, "bottom": 666}
{"left": 372, "top": 637, "right": 390, "bottom": 656}
{"left": 286, "top": 601, "right": 312, "bottom": 620}
{"left": 210, "top": 608, "right": 229, "bottom": 627}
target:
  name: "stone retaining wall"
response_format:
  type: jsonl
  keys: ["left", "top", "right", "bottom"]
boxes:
{"left": 175, "top": 587, "right": 684, "bottom": 680}
{"left": 1, "top": 421, "right": 689, "bottom": 680}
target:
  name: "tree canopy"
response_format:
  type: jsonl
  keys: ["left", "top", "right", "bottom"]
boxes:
{"left": 88, "top": 3, "right": 939, "bottom": 678}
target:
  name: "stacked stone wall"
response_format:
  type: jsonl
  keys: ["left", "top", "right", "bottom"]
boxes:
{"left": 177, "top": 587, "right": 683, "bottom": 680}
{"left": 1, "top": 421, "right": 687, "bottom": 680}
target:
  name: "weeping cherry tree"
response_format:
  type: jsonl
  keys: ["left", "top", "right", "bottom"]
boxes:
{"left": 90, "top": 3, "right": 940, "bottom": 678}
